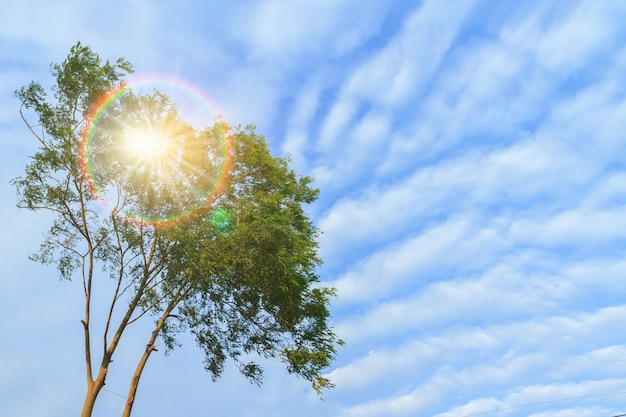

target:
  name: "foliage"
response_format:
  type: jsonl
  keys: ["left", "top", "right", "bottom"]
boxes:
{"left": 13, "top": 42, "right": 342, "bottom": 416}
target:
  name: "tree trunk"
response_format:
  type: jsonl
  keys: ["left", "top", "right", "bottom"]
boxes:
{"left": 80, "top": 370, "right": 107, "bottom": 417}
{"left": 121, "top": 344, "right": 157, "bottom": 417}
{"left": 120, "top": 297, "right": 182, "bottom": 417}
{"left": 81, "top": 386, "right": 99, "bottom": 417}
{"left": 120, "top": 291, "right": 185, "bottom": 417}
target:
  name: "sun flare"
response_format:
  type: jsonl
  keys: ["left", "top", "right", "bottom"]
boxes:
{"left": 122, "top": 126, "right": 172, "bottom": 164}
{"left": 82, "top": 81, "right": 231, "bottom": 226}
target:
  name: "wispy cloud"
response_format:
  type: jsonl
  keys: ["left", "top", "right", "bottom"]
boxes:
{"left": 334, "top": 307, "right": 626, "bottom": 416}
{"left": 312, "top": 0, "right": 476, "bottom": 193}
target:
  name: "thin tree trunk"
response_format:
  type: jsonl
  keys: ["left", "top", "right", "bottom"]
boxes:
{"left": 80, "top": 369, "right": 107, "bottom": 417}
{"left": 121, "top": 288, "right": 186, "bottom": 417}
{"left": 81, "top": 387, "right": 98, "bottom": 417}
{"left": 121, "top": 343, "right": 158, "bottom": 417}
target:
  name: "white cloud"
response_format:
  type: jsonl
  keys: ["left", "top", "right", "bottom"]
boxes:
{"left": 337, "top": 352, "right": 553, "bottom": 417}
{"left": 536, "top": 2, "right": 626, "bottom": 73}
{"left": 510, "top": 206, "right": 626, "bottom": 248}
{"left": 313, "top": 110, "right": 392, "bottom": 191}
{"left": 318, "top": 98, "right": 359, "bottom": 152}
{"left": 318, "top": 58, "right": 626, "bottom": 262}
{"left": 318, "top": 132, "right": 598, "bottom": 269}
{"left": 555, "top": 346, "right": 626, "bottom": 381}
{"left": 282, "top": 80, "right": 323, "bottom": 168}
{"left": 311, "top": 0, "right": 475, "bottom": 188}
{"left": 527, "top": 408, "right": 612, "bottom": 417}
{"left": 232, "top": 0, "right": 389, "bottom": 65}
{"left": 378, "top": 0, "right": 626, "bottom": 180}
{"left": 334, "top": 251, "right": 626, "bottom": 347}
{"left": 317, "top": 158, "right": 476, "bottom": 266}
{"left": 327, "top": 218, "right": 467, "bottom": 299}
{"left": 333, "top": 306, "right": 626, "bottom": 417}
{"left": 334, "top": 269, "right": 533, "bottom": 344}
{"left": 328, "top": 328, "right": 502, "bottom": 392}
{"left": 440, "top": 377, "right": 626, "bottom": 417}
{"left": 344, "top": 0, "right": 475, "bottom": 108}
{"left": 327, "top": 215, "right": 521, "bottom": 309}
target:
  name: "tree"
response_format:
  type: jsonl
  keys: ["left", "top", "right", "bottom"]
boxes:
{"left": 13, "top": 42, "right": 343, "bottom": 417}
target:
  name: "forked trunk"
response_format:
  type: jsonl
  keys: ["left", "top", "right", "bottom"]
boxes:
{"left": 80, "top": 371, "right": 107, "bottom": 417}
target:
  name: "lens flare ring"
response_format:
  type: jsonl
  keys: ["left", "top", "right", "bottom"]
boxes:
{"left": 78, "top": 77, "right": 233, "bottom": 228}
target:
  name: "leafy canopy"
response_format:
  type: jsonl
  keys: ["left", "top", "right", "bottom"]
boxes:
{"left": 14, "top": 42, "right": 343, "bottom": 397}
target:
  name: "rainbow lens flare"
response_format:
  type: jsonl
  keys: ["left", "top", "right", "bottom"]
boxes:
{"left": 210, "top": 207, "right": 236, "bottom": 234}
{"left": 79, "top": 77, "right": 233, "bottom": 228}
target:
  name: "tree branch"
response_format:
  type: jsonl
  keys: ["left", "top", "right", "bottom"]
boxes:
{"left": 19, "top": 104, "right": 48, "bottom": 148}
{"left": 103, "top": 214, "right": 127, "bottom": 353}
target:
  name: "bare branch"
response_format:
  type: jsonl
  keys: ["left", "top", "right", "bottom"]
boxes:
{"left": 103, "top": 217, "right": 127, "bottom": 353}
{"left": 19, "top": 104, "right": 48, "bottom": 148}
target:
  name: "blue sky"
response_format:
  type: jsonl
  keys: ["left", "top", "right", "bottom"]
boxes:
{"left": 2, "top": 1, "right": 626, "bottom": 416}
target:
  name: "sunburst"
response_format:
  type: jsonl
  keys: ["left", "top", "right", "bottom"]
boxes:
{"left": 82, "top": 83, "right": 231, "bottom": 226}
{"left": 122, "top": 127, "right": 171, "bottom": 164}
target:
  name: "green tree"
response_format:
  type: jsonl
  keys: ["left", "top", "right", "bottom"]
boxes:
{"left": 13, "top": 42, "right": 342, "bottom": 417}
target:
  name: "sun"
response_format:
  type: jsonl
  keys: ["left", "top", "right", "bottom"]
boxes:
{"left": 121, "top": 125, "right": 172, "bottom": 165}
